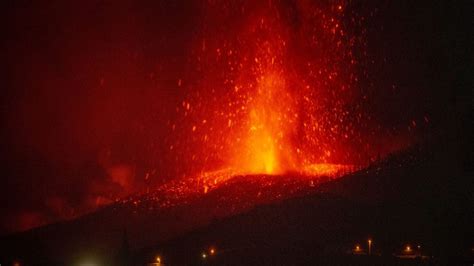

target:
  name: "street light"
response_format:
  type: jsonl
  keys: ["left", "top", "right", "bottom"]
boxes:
{"left": 405, "top": 245, "right": 412, "bottom": 253}
{"left": 368, "top": 239, "right": 372, "bottom": 256}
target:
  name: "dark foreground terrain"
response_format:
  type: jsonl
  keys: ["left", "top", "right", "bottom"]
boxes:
{"left": 1, "top": 133, "right": 472, "bottom": 266}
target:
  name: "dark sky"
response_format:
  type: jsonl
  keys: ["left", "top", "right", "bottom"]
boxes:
{"left": 1, "top": 0, "right": 471, "bottom": 235}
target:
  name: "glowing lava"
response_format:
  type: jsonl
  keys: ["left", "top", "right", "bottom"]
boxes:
{"left": 165, "top": 0, "right": 380, "bottom": 186}
{"left": 233, "top": 69, "right": 294, "bottom": 175}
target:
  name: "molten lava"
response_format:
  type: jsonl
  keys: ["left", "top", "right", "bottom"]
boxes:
{"left": 233, "top": 64, "right": 295, "bottom": 175}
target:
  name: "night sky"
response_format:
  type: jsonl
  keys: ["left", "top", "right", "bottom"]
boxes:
{"left": 1, "top": 0, "right": 471, "bottom": 235}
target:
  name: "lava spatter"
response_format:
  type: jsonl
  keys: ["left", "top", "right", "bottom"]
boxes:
{"left": 166, "top": 1, "right": 369, "bottom": 184}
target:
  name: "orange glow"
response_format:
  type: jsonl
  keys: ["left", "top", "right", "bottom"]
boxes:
{"left": 210, "top": 248, "right": 216, "bottom": 255}
{"left": 302, "top": 163, "right": 355, "bottom": 177}
{"left": 405, "top": 245, "right": 412, "bottom": 252}
{"left": 233, "top": 72, "right": 294, "bottom": 175}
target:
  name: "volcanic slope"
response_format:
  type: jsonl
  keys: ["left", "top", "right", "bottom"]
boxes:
{"left": 1, "top": 136, "right": 472, "bottom": 265}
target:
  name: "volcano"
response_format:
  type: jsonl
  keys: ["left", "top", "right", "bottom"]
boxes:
{"left": 1, "top": 0, "right": 472, "bottom": 265}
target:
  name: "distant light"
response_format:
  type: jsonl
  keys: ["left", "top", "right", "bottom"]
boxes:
{"left": 202, "top": 253, "right": 207, "bottom": 259}
{"left": 210, "top": 248, "right": 216, "bottom": 255}
{"left": 368, "top": 239, "right": 372, "bottom": 255}
{"left": 405, "top": 245, "right": 412, "bottom": 252}
{"left": 355, "top": 245, "right": 360, "bottom": 251}
{"left": 78, "top": 263, "right": 98, "bottom": 266}
{"left": 156, "top": 256, "right": 161, "bottom": 263}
